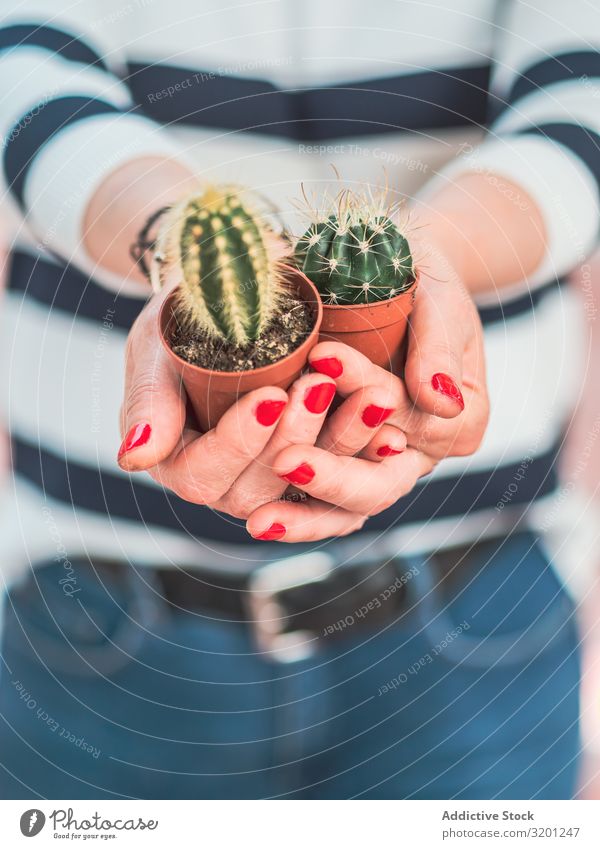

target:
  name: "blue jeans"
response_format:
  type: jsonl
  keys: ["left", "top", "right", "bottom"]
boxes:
{"left": 0, "top": 532, "right": 580, "bottom": 799}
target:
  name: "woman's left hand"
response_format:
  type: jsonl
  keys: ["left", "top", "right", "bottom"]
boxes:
{"left": 246, "top": 264, "right": 490, "bottom": 542}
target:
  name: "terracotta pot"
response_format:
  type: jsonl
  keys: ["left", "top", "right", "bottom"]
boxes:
{"left": 318, "top": 273, "right": 419, "bottom": 372}
{"left": 158, "top": 266, "right": 323, "bottom": 432}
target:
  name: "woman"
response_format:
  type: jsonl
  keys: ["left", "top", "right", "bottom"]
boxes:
{"left": 0, "top": 0, "right": 597, "bottom": 798}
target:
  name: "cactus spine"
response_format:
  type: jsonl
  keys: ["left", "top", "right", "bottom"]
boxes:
{"left": 294, "top": 188, "right": 415, "bottom": 305}
{"left": 159, "top": 186, "right": 286, "bottom": 346}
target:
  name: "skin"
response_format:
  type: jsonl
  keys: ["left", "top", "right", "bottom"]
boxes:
{"left": 83, "top": 157, "right": 546, "bottom": 542}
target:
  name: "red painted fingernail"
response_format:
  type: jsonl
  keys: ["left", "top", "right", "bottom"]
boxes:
{"left": 255, "top": 399, "right": 287, "bottom": 426}
{"left": 304, "top": 382, "right": 336, "bottom": 414}
{"left": 431, "top": 373, "right": 465, "bottom": 410}
{"left": 253, "top": 522, "right": 286, "bottom": 541}
{"left": 118, "top": 423, "right": 151, "bottom": 460}
{"left": 310, "top": 357, "right": 343, "bottom": 378}
{"left": 361, "top": 405, "right": 394, "bottom": 428}
{"left": 376, "top": 445, "right": 404, "bottom": 457}
{"left": 280, "top": 462, "right": 315, "bottom": 485}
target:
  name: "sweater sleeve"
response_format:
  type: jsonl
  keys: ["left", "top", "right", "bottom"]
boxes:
{"left": 419, "top": 0, "right": 600, "bottom": 289}
{"left": 0, "top": 0, "right": 186, "bottom": 284}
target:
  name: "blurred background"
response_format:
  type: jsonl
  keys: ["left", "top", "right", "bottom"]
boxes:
{"left": 566, "top": 254, "right": 600, "bottom": 799}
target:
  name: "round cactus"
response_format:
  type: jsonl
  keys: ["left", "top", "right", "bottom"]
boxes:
{"left": 294, "top": 191, "right": 415, "bottom": 305}
{"left": 157, "top": 186, "right": 287, "bottom": 345}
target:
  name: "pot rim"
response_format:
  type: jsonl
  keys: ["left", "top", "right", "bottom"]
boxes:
{"left": 158, "top": 265, "right": 323, "bottom": 378}
{"left": 319, "top": 270, "right": 419, "bottom": 312}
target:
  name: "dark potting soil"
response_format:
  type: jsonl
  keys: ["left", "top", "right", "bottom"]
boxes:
{"left": 170, "top": 295, "right": 315, "bottom": 372}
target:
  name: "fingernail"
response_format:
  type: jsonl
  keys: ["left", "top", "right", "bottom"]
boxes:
{"left": 310, "top": 357, "right": 343, "bottom": 378}
{"left": 362, "top": 405, "right": 394, "bottom": 428}
{"left": 304, "top": 382, "right": 336, "bottom": 414}
{"left": 431, "top": 373, "right": 465, "bottom": 410}
{"left": 253, "top": 522, "right": 286, "bottom": 541}
{"left": 376, "top": 445, "right": 404, "bottom": 457}
{"left": 280, "top": 462, "right": 315, "bottom": 485}
{"left": 118, "top": 423, "right": 151, "bottom": 460}
{"left": 255, "top": 399, "right": 287, "bottom": 426}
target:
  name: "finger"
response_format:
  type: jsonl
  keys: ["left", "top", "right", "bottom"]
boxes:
{"left": 309, "top": 339, "right": 398, "bottom": 396}
{"left": 220, "top": 373, "right": 336, "bottom": 517}
{"left": 118, "top": 292, "right": 186, "bottom": 471}
{"left": 360, "top": 424, "right": 407, "bottom": 461}
{"left": 246, "top": 498, "right": 367, "bottom": 543}
{"left": 404, "top": 275, "right": 472, "bottom": 417}
{"left": 310, "top": 339, "right": 425, "bottom": 432}
{"left": 273, "top": 444, "right": 432, "bottom": 514}
{"left": 316, "top": 381, "right": 401, "bottom": 456}
{"left": 150, "top": 385, "right": 288, "bottom": 505}
{"left": 403, "top": 380, "right": 489, "bottom": 460}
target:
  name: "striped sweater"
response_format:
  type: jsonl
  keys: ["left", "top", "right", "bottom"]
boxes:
{"left": 0, "top": 0, "right": 599, "bottom": 588}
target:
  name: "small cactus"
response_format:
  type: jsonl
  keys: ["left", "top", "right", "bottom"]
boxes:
{"left": 157, "top": 186, "right": 288, "bottom": 345}
{"left": 294, "top": 188, "right": 415, "bottom": 305}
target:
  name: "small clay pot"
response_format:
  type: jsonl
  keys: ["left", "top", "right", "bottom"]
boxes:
{"left": 159, "top": 266, "right": 323, "bottom": 432}
{"left": 318, "top": 273, "right": 419, "bottom": 371}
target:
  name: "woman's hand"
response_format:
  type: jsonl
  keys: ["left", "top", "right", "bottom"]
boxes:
{"left": 245, "top": 260, "right": 489, "bottom": 542}
{"left": 117, "top": 287, "right": 358, "bottom": 537}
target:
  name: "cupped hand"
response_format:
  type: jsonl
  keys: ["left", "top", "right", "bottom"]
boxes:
{"left": 117, "top": 287, "right": 343, "bottom": 536}
{"left": 245, "top": 262, "right": 489, "bottom": 542}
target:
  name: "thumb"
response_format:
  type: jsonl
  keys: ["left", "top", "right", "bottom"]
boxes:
{"left": 404, "top": 274, "right": 467, "bottom": 418}
{"left": 118, "top": 302, "right": 186, "bottom": 471}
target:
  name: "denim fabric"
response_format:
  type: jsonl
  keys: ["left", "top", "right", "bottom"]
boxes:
{"left": 0, "top": 533, "right": 580, "bottom": 799}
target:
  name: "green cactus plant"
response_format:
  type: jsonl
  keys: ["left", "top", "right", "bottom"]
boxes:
{"left": 157, "top": 185, "right": 287, "bottom": 346}
{"left": 294, "top": 188, "right": 415, "bottom": 305}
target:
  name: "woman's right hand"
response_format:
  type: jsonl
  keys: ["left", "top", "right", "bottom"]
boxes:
{"left": 117, "top": 287, "right": 366, "bottom": 539}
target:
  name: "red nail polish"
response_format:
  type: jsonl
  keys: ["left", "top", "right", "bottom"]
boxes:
{"left": 255, "top": 399, "right": 287, "bottom": 426}
{"left": 253, "top": 522, "right": 286, "bottom": 541}
{"left": 376, "top": 445, "right": 404, "bottom": 457}
{"left": 362, "top": 405, "right": 394, "bottom": 428}
{"left": 304, "top": 382, "right": 336, "bottom": 414}
{"left": 280, "top": 462, "right": 315, "bottom": 485}
{"left": 310, "top": 357, "right": 343, "bottom": 378}
{"left": 118, "top": 423, "right": 151, "bottom": 460}
{"left": 431, "top": 373, "right": 465, "bottom": 410}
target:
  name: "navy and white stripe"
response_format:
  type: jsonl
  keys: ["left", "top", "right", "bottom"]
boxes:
{"left": 127, "top": 62, "right": 494, "bottom": 140}
{"left": 6, "top": 249, "right": 568, "bottom": 331}
{"left": 0, "top": 23, "right": 109, "bottom": 70}
{"left": 0, "top": 0, "right": 598, "bottom": 582}
{"left": 7, "top": 432, "right": 562, "bottom": 542}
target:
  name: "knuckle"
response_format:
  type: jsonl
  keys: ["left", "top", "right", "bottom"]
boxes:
{"left": 319, "top": 472, "right": 347, "bottom": 505}
{"left": 454, "top": 436, "right": 482, "bottom": 457}
{"left": 368, "top": 474, "right": 416, "bottom": 514}
{"left": 269, "top": 432, "right": 297, "bottom": 454}
{"left": 427, "top": 339, "right": 462, "bottom": 372}
{"left": 329, "top": 435, "right": 359, "bottom": 457}
{"left": 125, "top": 312, "right": 154, "bottom": 359}
{"left": 453, "top": 423, "right": 486, "bottom": 457}
{"left": 157, "top": 465, "right": 222, "bottom": 505}
{"left": 218, "top": 496, "right": 249, "bottom": 519}
{"left": 220, "top": 486, "right": 267, "bottom": 519}
{"left": 176, "top": 479, "right": 221, "bottom": 505}
{"left": 367, "top": 493, "right": 396, "bottom": 515}
{"left": 212, "top": 428, "right": 254, "bottom": 465}
{"left": 123, "top": 371, "right": 162, "bottom": 417}
{"left": 340, "top": 515, "right": 368, "bottom": 536}
{"left": 201, "top": 432, "right": 246, "bottom": 480}
{"left": 369, "top": 372, "right": 398, "bottom": 399}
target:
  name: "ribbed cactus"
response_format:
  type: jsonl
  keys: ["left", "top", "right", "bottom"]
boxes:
{"left": 158, "top": 186, "right": 286, "bottom": 345}
{"left": 294, "top": 190, "right": 415, "bottom": 305}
